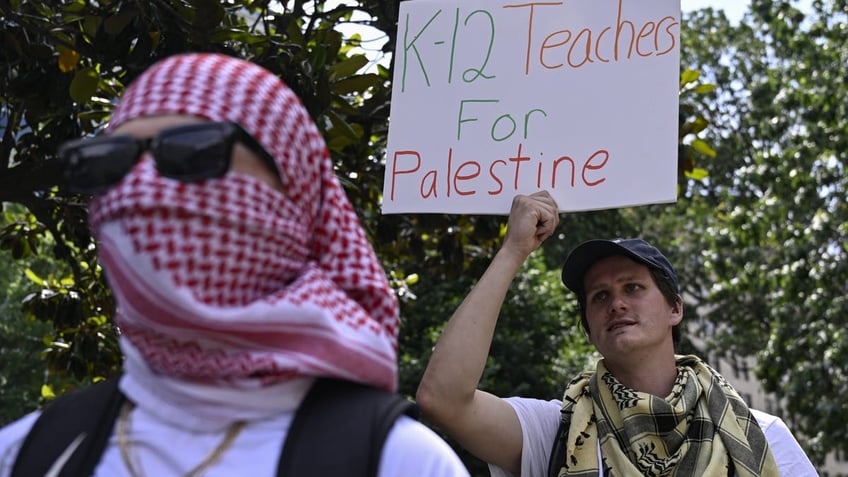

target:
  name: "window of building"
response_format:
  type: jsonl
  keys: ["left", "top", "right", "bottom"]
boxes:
{"left": 732, "top": 359, "right": 751, "bottom": 381}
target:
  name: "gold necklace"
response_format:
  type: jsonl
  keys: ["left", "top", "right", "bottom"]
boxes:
{"left": 117, "top": 401, "right": 247, "bottom": 477}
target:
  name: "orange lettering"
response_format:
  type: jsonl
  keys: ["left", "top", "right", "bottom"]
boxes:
{"left": 540, "top": 30, "right": 571, "bottom": 70}
{"left": 636, "top": 22, "right": 656, "bottom": 57}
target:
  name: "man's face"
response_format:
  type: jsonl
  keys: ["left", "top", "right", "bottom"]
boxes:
{"left": 582, "top": 255, "right": 682, "bottom": 360}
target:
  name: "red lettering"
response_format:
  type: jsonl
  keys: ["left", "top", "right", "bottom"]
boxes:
{"left": 536, "top": 161, "right": 543, "bottom": 188}
{"left": 445, "top": 147, "right": 453, "bottom": 197}
{"left": 454, "top": 161, "right": 481, "bottom": 196}
{"left": 582, "top": 150, "right": 609, "bottom": 186}
{"left": 421, "top": 170, "right": 438, "bottom": 198}
{"left": 507, "top": 143, "right": 531, "bottom": 189}
{"left": 388, "top": 146, "right": 611, "bottom": 203}
{"left": 552, "top": 155, "right": 577, "bottom": 187}
{"left": 390, "top": 151, "right": 421, "bottom": 200}
{"left": 488, "top": 160, "right": 506, "bottom": 195}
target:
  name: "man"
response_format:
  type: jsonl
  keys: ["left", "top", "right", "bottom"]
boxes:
{"left": 0, "top": 53, "right": 469, "bottom": 476}
{"left": 416, "top": 192, "right": 817, "bottom": 476}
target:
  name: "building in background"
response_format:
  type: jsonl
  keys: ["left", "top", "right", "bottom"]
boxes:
{"left": 690, "top": 332, "right": 848, "bottom": 476}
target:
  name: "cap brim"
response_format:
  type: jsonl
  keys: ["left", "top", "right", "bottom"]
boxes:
{"left": 561, "top": 240, "right": 649, "bottom": 295}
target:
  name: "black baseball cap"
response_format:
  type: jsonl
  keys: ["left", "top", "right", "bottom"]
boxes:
{"left": 561, "top": 238, "right": 680, "bottom": 299}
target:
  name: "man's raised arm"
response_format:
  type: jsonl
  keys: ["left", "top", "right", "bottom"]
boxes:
{"left": 416, "top": 191, "right": 559, "bottom": 475}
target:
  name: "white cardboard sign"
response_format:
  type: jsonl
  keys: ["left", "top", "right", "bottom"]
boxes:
{"left": 382, "top": 0, "right": 681, "bottom": 215}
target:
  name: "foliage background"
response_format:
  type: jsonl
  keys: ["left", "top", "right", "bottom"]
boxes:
{"left": 1, "top": 0, "right": 846, "bottom": 474}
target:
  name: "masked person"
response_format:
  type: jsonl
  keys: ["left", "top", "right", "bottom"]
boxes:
{"left": 416, "top": 192, "right": 818, "bottom": 476}
{"left": 0, "top": 53, "right": 469, "bottom": 477}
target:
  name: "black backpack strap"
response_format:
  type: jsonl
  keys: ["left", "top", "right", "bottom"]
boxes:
{"left": 548, "top": 417, "right": 570, "bottom": 477}
{"left": 11, "top": 376, "right": 125, "bottom": 477}
{"left": 277, "top": 378, "right": 419, "bottom": 477}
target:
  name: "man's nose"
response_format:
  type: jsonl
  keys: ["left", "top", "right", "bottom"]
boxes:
{"left": 607, "top": 293, "right": 627, "bottom": 315}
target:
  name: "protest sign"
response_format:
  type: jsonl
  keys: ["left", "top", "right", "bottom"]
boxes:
{"left": 382, "top": 0, "right": 681, "bottom": 214}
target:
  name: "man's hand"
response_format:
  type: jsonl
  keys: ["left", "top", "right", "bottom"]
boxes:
{"left": 503, "top": 191, "right": 560, "bottom": 259}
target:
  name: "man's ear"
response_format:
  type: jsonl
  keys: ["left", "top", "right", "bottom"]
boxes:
{"left": 583, "top": 321, "right": 596, "bottom": 347}
{"left": 669, "top": 295, "right": 683, "bottom": 326}
{"left": 586, "top": 328, "right": 596, "bottom": 348}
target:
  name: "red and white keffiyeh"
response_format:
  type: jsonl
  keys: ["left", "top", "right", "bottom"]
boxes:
{"left": 88, "top": 53, "right": 399, "bottom": 391}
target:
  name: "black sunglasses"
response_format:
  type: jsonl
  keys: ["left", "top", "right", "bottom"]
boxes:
{"left": 58, "top": 121, "right": 279, "bottom": 195}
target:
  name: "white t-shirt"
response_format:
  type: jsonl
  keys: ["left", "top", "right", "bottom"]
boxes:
{"left": 489, "top": 397, "right": 819, "bottom": 477}
{"left": 0, "top": 368, "right": 470, "bottom": 477}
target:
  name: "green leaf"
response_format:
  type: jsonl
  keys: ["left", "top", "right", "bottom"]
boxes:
{"left": 685, "top": 167, "right": 709, "bottom": 180}
{"left": 332, "top": 74, "right": 383, "bottom": 95}
{"left": 330, "top": 54, "right": 369, "bottom": 80}
{"left": 78, "top": 110, "right": 110, "bottom": 122}
{"left": 69, "top": 68, "right": 99, "bottom": 104}
{"left": 689, "top": 117, "right": 709, "bottom": 135}
{"left": 103, "top": 8, "right": 136, "bottom": 35}
{"left": 190, "top": 0, "right": 225, "bottom": 29}
{"left": 310, "top": 46, "right": 328, "bottom": 72}
{"left": 691, "top": 139, "right": 717, "bottom": 157}
{"left": 62, "top": 1, "right": 87, "bottom": 13}
{"left": 41, "top": 384, "right": 56, "bottom": 399}
{"left": 24, "top": 269, "right": 43, "bottom": 286}
{"left": 82, "top": 16, "right": 102, "bottom": 37}
{"left": 326, "top": 110, "right": 360, "bottom": 141}
{"left": 680, "top": 69, "right": 700, "bottom": 87}
{"left": 12, "top": 238, "right": 28, "bottom": 259}
{"left": 693, "top": 83, "right": 717, "bottom": 94}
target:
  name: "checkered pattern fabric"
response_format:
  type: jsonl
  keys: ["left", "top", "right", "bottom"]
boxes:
{"left": 88, "top": 53, "right": 399, "bottom": 391}
{"left": 553, "top": 355, "right": 779, "bottom": 476}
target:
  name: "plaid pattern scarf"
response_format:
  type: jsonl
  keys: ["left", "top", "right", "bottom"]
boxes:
{"left": 554, "top": 355, "right": 779, "bottom": 477}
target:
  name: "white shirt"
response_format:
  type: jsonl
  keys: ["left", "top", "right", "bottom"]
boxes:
{"left": 0, "top": 409, "right": 467, "bottom": 477}
{"left": 0, "top": 353, "right": 470, "bottom": 477}
{"left": 489, "top": 397, "right": 819, "bottom": 477}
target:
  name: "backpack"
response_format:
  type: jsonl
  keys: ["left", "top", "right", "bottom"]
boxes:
{"left": 11, "top": 376, "right": 418, "bottom": 477}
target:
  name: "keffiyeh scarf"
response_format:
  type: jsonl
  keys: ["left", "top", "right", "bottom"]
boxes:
{"left": 552, "top": 355, "right": 778, "bottom": 476}
{"left": 88, "top": 53, "right": 399, "bottom": 391}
